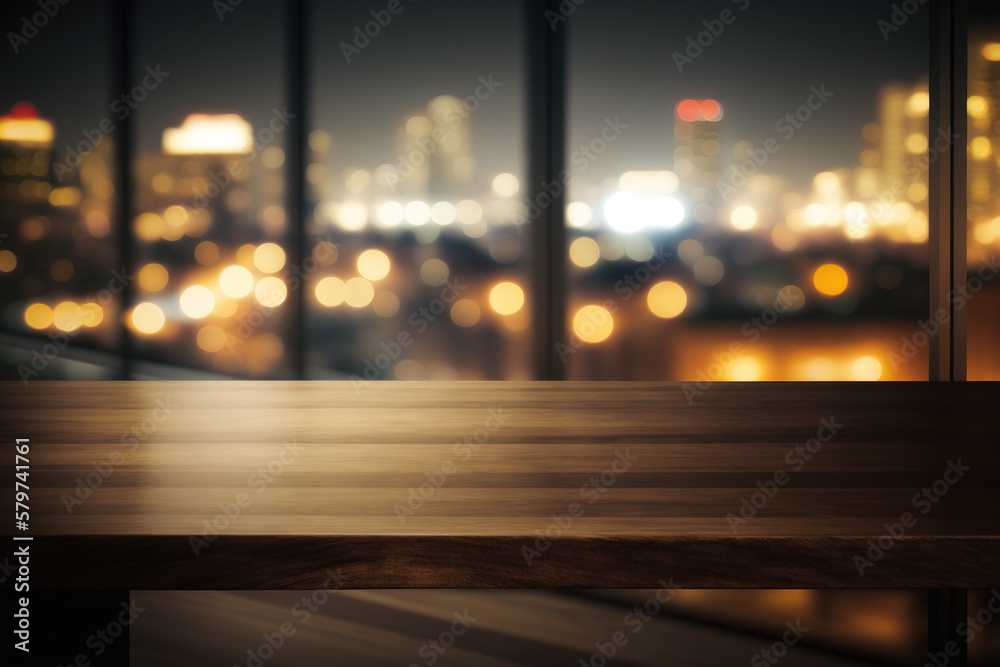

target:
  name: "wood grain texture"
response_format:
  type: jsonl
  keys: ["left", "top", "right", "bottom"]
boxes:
{"left": 1, "top": 381, "right": 997, "bottom": 589}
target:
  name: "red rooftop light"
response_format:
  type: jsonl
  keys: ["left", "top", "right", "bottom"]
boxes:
{"left": 10, "top": 102, "right": 39, "bottom": 119}
{"left": 675, "top": 98, "right": 723, "bottom": 122}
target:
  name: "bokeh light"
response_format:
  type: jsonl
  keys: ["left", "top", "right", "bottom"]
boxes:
{"left": 572, "top": 305, "right": 614, "bottom": 343}
{"left": 647, "top": 281, "right": 687, "bottom": 319}
{"left": 813, "top": 264, "right": 849, "bottom": 296}
{"left": 489, "top": 282, "right": 525, "bottom": 316}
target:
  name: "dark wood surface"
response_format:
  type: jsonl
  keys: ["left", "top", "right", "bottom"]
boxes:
{"left": 128, "top": 590, "right": 883, "bottom": 667}
{"left": 1, "top": 381, "right": 997, "bottom": 589}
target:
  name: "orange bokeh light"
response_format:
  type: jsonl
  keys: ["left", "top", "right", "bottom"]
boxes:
{"left": 700, "top": 99, "right": 722, "bottom": 120}
{"left": 676, "top": 99, "right": 702, "bottom": 122}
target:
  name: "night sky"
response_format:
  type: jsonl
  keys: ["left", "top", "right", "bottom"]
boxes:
{"left": 0, "top": 0, "right": 935, "bottom": 191}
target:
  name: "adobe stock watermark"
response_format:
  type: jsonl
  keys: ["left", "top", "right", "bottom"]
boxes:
{"left": 512, "top": 116, "right": 628, "bottom": 233}
{"left": 394, "top": 407, "right": 510, "bottom": 523}
{"left": 545, "top": 0, "right": 586, "bottom": 30}
{"left": 522, "top": 449, "right": 638, "bottom": 566}
{"left": 672, "top": 0, "right": 751, "bottom": 73}
{"left": 17, "top": 266, "right": 134, "bottom": 384}
{"left": 383, "top": 74, "right": 501, "bottom": 191}
{"left": 750, "top": 620, "right": 810, "bottom": 666}
{"left": 349, "top": 277, "right": 468, "bottom": 392}
{"left": 51, "top": 64, "right": 170, "bottom": 182}
{"left": 681, "top": 286, "right": 805, "bottom": 404}
{"left": 193, "top": 106, "right": 297, "bottom": 209}
{"left": 718, "top": 84, "right": 834, "bottom": 202}
{"left": 878, "top": 0, "right": 928, "bottom": 41}
{"left": 61, "top": 398, "right": 178, "bottom": 514}
{"left": 726, "top": 417, "right": 843, "bottom": 534}
{"left": 190, "top": 439, "right": 303, "bottom": 555}
{"left": 213, "top": 0, "right": 243, "bottom": 21}
{"left": 235, "top": 567, "right": 350, "bottom": 667}
{"left": 578, "top": 579, "right": 680, "bottom": 667}
{"left": 891, "top": 255, "right": 1000, "bottom": 371}
{"left": 407, "top": 610, "right": 478, "bottom": 667}
{"left": 7, "top": 0, "right": 72, "bottom": 54}
{"left": 339, "top": 0, "right": 415, "bottom": 63}
{"left": 853, "top": 459, "right": 971, "bottom": 576}
{"left": 556, "top": 245, "right": 672, "bottom": 362}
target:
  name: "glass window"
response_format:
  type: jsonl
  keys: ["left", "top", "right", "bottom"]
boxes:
{"left": 564, "top": 0, "right": 930, "bottom": 381}
{"left": 967, "top": 0, "right": 1000, "bottom": 380}
{"left": 306, "top": 0, "right": 530, "bottom": 380}
{"left": 130, "top": 0, "right": 291, "bottom": 378}
{"left": 0, "top": 0, "right": 118, "bottom": 380}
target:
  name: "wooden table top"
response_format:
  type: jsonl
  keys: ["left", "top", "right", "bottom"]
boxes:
{"left": 2, "top": 381, "right": 997, "bottom": 589}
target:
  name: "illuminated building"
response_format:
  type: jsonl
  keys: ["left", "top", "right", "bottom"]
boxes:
{"left": 0, "top": 103, "right": 55, "bottom": 216}
{"left": 135, "top": 113, "right": 263, "bottom": 242}
{"left": 395, "top": 95, "right": 474, "bottom": 200}
{"left": 673, "top": 99, "right": 723, "bottom": 205}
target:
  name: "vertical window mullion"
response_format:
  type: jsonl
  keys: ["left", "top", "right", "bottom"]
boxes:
{"left": 526, "top": 0, "right": 567, "bottom": 380}
{"left": 112, "top": 0, "right": 135, "bottom": 380}
{"left": 929, "top": 0, "right": 968, "bottom": 381}
{"left": 287, "top": 0, "right": 307, "bottom": 380}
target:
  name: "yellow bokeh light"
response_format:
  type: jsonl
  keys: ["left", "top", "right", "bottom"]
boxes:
{"left": 236, "top": 244, "right": 257, "bottom": 267}
{"left": 905, "top": 133, "right": 928, "bottom": 154}
{"left": 195, "top": 241, "right": 220, "bottom": 265}
{"left": 450, "top": 299, "right": 481, "bottom": 327}
{"left": 968, "top": 95, "right": 989, "bottom": 119}
{"left": 138, "top": 263, "right": 169, "bottom": 292}
{"left": 132, "top": 303, "right": 165, "bottom": 334}
{"left": 905, "top": 91, "right": 930, "bottom": 118}
{"left": 569, "top": 237, "right": 600, "bottom": 268}
{"left": 134, "top": 213, "right": 165, "bottom": 241}
{"left": 420, "top": 258, "right": 450, "bottom": 286}
{"left": 566, "top": 202, "right": 593, "bottom": 228}
{"left": 24, "top": 303, "right": 53, "bottom": 329}
{"left": 572, "top": 305, "right": 613, "bottom": 343}
{"left": 344, "top": 277, "right": 374, "bottom": 308}
{"left": 255, "top": 276, "right": 287, "bottom": 307}
{"left": 647, "top": 281, "right": 687, "bottom": 318}
{"left": 309, "top": 129, "right": 331, "bottom": 152}
{"left": 489, "top": 282, "right": 525, "bottom": 315}
{"left": 731, "top": 205, "right": 757, "bottom": 230}
{"left": 220, "top": 265, "right": 254, "bottom": 298}
{"left": 179, "top": 285, "right": 215, "bottom": 319}
{"left": 0, "top": 250, "right": 16, "bottom": 272}
{"left": 80, "top": 303, "right": 103, "bottom": 327}
{"left": 971, "top": 136, "right": 993, "bottom": 160}
{"left": 812, "top": 263, "right": 848, "bottom": 296}
{"left": 907, "top": 182, "right": 928, "bottom": 202}
{"left": 372, "top": 291, "right": 400, "bottom": 317}
{"left": 197, "top": 325, "right": 227, "bottom": 353}
{"left": 163, "top": 205, "right": 189, "bottom": 228}
{"left": 813, "top": 172, "right": 839, "bottom": 193}
{"left": 53, "top": 301, "right": 83, "bottom": 331}
{"left": 315, "top": 276, "right": 346, "bottom": 307}
{"left": 984, "top": 43, "right": 1000, "bottom": 61}
{"left": 852, "top": 356, "right": 883, "bottom": 381}
{"left": 491, "top": 172, "right": 520, "bottom": 197}
{"left": 253, "top": 243, "right": 286, "bottom": 273}
{"left": 357, "top": 249, "right": 391, "bottom": 281}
